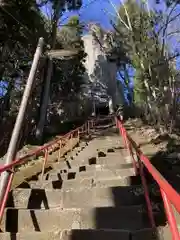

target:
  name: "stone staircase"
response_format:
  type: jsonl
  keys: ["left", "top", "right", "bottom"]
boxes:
{"left": 0, "top": 126, "right": 174, "bottom": 239}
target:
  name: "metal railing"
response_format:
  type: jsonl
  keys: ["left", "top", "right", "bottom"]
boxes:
{"left": 0, "top": 116, "right": 112, "bottom": 223}
{"left": 117, "top": 118, "right": 180, "bottom": 240}
{"left": 2, "top": 115, "right": 178, "bottom": 238}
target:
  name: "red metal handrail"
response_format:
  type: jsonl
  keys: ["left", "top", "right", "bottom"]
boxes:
{"left": 3, "top": 115, "right": 178, "bottom": 237}
{"left": 0, "top": 116, "right": 112, "bottom": 223}
{"left": 117, "top": 118, "right": 180, "bottom": 240}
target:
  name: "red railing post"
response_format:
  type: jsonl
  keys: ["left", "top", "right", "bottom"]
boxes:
{"left": 70, "top": 133, "right": 73, "bottom": 155}
{"left": 118, "top": 120, "right": 138, "bottom": 175}
{"left": 128, "top": 143, "right": 138, "bottom": 175}
{"left": 138, "top": 157, "right": 155, "bottom": 228}
{"left": 161, "top": 189, "right": 180, "bottom": 240}
{"left": 40, "top": 148, "right": 48, "bottom": 182}
{"left": 0, "top": 171, "right": 14, "bottom": 222}
{"left": 58, "top": 140, "right": 62, "bottom": 161}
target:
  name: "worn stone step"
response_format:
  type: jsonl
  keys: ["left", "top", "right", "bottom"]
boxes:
{"left": 63, "top": 185, "right": 161, "bottom": 208}
{"left": 70, "top": 167, "right": 134, "bottom": 180}
{"left": 0, "top": 206, "right": 166, "bottom": 232}
{"left": 64, "top": 146, "right": 98, "bottom": 164}
{"left": 63, "top": 153, "right": 128, "bottom": 169}
{"left": 6, "top": 184, "right": 161, "bottom": 209}
{"left": 28, "top": 177, "right": 130, "bottom": 190}
{"left": 0, "top": 227, "right": 172, "bottom": 240}
{"left": 6, "top": 188, "right": 62, "bottom": 209}
{"left": 51, "top": 161, "right": 133, "bottom": 175}
{"left": 46, "top": 168, "right": 135, "bottom": 181}
{"left": 65, "top": 145, "right": 126, "bottom": 158}
{"left": 65, "top": 135, "right": 124, "bottom": 156}
{"left": 43, "top": 162, "right": 134, "bottom": 182}
{"left": 132, "top": 226, "right": 171, "bottom": 240}
{"left": 0, "top": 229, "right": 130, "bottom": 240}
{"left": 95, "top": 154, "right": 129, "bottom": 166}
{"left": 64, "top": 142, "right": 89, "bottom": 158}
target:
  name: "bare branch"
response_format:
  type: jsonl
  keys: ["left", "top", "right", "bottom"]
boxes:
{"left": 107, "top": 0, "right": 130, "bottom": 30}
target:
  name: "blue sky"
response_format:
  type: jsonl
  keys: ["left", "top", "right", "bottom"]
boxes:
{"left": 60, "top": 0, "right": 120, "bottom": 29}
{"left": 41, "top": 0, "right": 121, "bottom": 29}
{"left": 42, "top": 0, "right": 179, "bottom": 62}
{"left": 41, "top": 0, "right": 179, "bottom": 101}
{"left": 1, "top": 0, "right": 179, "bottom": 98}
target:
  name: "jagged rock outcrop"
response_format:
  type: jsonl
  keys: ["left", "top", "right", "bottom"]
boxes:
{"left": 82, "top": 24, "right": 125, "bottom": 113}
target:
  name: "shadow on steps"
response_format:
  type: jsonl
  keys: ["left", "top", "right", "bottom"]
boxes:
{"left": 69, "top": 181, "right": 167, "bottom": 240}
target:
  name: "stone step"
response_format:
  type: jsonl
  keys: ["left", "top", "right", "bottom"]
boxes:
{"left": 132, "top": 227, "right": 171, "bottom": 240}
{"left": 0, "top": 227, "right": 171, "bottom": 240}
{"left": 43, "top": 162, "right": 134, "bottom": 182}
{"left": 1, "top": 206, "right": 165, "bottom": 232}
{"left": 0, "top": 229, "right": 130, "bottom": 240}
{"left": 64, "top": 153, "right": 128, "bottom": 169}
{"left": 45, "top": 168, "right": 135, "bottom": 181}
{"left": 51, "top": 161, "right": 133, "bottom": 175}
{"left": 28, "top": 177, "right": 130, "bottom": 190}
{"left": 6, "top": 184, "right": 161, "bottom": 209}
{"left": 64, "top": 146, "right": 99, "bottom": 164}
{"left": 65, "top": 145, "right": 126, "bottom": 157}
{"left": 64, "top": 142, "right": 89, "bottom": 157}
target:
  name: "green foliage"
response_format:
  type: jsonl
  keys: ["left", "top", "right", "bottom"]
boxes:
{"left": 57, "top": 15, "right": 83, "bottom": 50}
{"left": 0, "top": 0, "right": 48, "bottom": 79}
{"left": 115, "top": 0, "right": 174, "bottom": 99}
{"left": 156, "top": 0, "right": 180, "bottom": 6}
{"left": 0, "top": 0, "right": 50, "bottom": 154}
{"left": 39, "top": 0, "right": 82, "bottom": 11}
{"left": 111, "top": 0, "right": 179, "bottom": 130}
{"left": 51, "top": 15, "right": 86, "bottom": 100}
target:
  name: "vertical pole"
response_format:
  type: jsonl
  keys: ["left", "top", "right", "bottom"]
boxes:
{"left": 77, "top": 130, "right": 80, "bottom": 142}
{"left": 0, "top": 38, "right": 44, "bottom": 204}
{"left": 41, "top": 149, "right": 48, "bottom": 182}
{"left": 0, "top": 172, "right": 14, "bottom": 222}
{"left": 70, "top": 134, "right": 73, "bottom": 155}
{"left": 36, "top": 58, "right": 53, "bottom": 143}
{"left": 58, "top": 140, "right": 62, "bottom": 161}
{"left": 87, "top": 121, "right": 90, "bottom": 135}
{"left": 119, "top": 121, "right": 138, "bottom": 174}
{"left": 138, "top": 158, "right": 155, "bottom": 228}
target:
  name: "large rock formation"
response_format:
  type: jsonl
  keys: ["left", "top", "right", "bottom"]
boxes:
{"left": 82, "top": 25, "right": 124, "bottom": 114}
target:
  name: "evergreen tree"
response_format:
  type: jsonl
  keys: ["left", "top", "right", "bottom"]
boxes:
{"left": 49, "top": 16, "right": 87, "bottom": 122}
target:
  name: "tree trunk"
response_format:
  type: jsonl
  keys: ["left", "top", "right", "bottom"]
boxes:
{"left": 35, "top": 58, "right": 53, "bottom": 143}
{"left": 35, "top": 2, "right": 61, "bottom": 143}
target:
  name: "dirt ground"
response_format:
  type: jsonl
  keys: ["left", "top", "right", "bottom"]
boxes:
{"left": 125, "top": 119, "right": 173, "bottom": 155}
